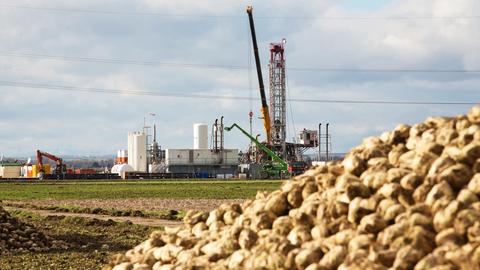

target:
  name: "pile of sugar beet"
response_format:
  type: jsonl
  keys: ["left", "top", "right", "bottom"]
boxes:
{"left": 0, "top": 206, "right": 52, "bottom": 254}
{"left": 106, "top": 105, "right": 480, "bottom": 270}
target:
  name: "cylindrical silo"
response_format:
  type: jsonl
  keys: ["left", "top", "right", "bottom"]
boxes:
{"left": 193, "top": 123, "right": 208, "bottom": 149}
{"left": 127, "top": 132, "right": 147, "bottom": 172}
{"left": 128, "top": 133, "right": 135, "bottom": 168}
{"left": 116, "top": 150, "right": 122, "bottom": 164}
{"left": 134, "top": 133, "right": 147, "bottom": 172}
{"left": 117, "top": 150, "right": 128, "bottom": 164}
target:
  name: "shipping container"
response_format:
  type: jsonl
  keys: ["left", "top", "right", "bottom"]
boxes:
{"left": 0, "top": 164, "right": 22, "bottom": 178}
{"left": 165, "top": 149, "right": 239, "bottom": 166}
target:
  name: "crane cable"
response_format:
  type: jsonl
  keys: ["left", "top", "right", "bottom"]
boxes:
{"left": 286, "top": 69, "right": 297, "bottom": 143}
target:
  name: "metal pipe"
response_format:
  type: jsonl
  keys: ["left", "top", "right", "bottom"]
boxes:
{"left": 318, "top": 123, "right": 321, "bottom": 161}
{"left": 143, "top": 116, "right": 146, "bottom": 134}
{"left": 214, "top": 119, "right": 218, "bottom": 151}
{"left": 326, "top": 123, "right": 329, "bottom": 162}
{"left": 220, "top": 116, "right": 224, "bottom": 150}
{"left": 153, "top": 124, "right": 157, "bottom": 143}
{"left": 211, "top": 123, "right": 214, "bottom": 150}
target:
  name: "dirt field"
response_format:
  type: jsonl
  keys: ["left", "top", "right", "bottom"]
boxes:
{"left": 3, "top": 193, "right": 247, "bottom": 227}
{"left": 0, "top": 209, "right": 161, "bottom": 270}
{"left": 0, "top": 198, "right": 240, "bottom": 269}
{"left": 4, "top": 198, "right": 246, "bottom": 213}
{"left": 4, "top": 206, "right": 183, "bottom": 227}
{"left": 0, "top": 180, "right": 278, "bottom": 269}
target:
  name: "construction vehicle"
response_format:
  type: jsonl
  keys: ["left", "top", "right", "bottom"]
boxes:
{"left": 225, "top": 123, "right": 287, "bottom": 179}
{"left": 288, "top": 161, "right": 309, "bottom": 176}
{"left": 246, "top": 5, "right": 272, "bottom": 144}
{"left": 36, "top": 150, "right": 66, "bottom": 180}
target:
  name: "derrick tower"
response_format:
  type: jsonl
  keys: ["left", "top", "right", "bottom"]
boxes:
{"left": 269, "top": 39, "right": 287, "bottom": 158}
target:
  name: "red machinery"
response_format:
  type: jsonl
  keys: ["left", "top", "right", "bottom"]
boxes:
{"left": 36, "top": 150, "right": 66, "bottom": 179}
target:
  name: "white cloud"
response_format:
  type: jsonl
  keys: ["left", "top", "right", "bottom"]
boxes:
{"left": 0, "top": 0, "right": 478, "bottom": 157}
{"left": 137, "top": 0, "right": 237, "bottom": 14}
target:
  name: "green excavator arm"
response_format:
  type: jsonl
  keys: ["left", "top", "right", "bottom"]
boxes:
{"left": 225, "top": 123, "right": 288, "bottom": 172}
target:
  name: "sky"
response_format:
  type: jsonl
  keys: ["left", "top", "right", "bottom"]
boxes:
{"left": 0, "top": 0, "right": 479, "bottom": 158}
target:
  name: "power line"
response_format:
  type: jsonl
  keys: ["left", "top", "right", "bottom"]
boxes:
{"left": 1, "top": 52, "right": 479, "bottom": 73}
{"left": 1, "top": 4, "right": 480, "bottom": 20}
{"left": 0, "top": 80, "right": 475, "bottom": 106}
{"left": 289, "top": 99, "right": 477, "bottom": 105}
{"left": 288, "top": 67, "right": 480, "bottom": 73}
{"left": 0, "top": 52, "right": 245, "bottom": 70}
{"left": 0, "top": 4, "right": 234, "bottom": 18}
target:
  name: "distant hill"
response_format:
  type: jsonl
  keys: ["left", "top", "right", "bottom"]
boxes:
{"left": 1, "top": 155, "right": 115, "bottom": 169}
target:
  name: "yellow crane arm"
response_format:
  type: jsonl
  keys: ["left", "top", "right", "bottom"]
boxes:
{"left": 246, "top": 5, "right": 272, "bottom": 144}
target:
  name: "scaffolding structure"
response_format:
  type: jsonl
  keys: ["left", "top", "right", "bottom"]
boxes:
{"left": 268, "top": 39, "right": 287, "bottom": 158}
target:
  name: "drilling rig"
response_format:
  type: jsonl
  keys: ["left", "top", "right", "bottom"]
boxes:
{"left": 269, "top": 39, "right": 287, "bottom": 159}
{"left": 243, "top": 6, "right": 319, "bottom": 176}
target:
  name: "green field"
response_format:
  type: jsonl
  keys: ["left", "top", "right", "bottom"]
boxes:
{"left": 0, "top": 180, "right": 282, "bottom": 200}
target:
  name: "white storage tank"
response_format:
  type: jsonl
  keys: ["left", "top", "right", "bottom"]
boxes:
{"left": 116, "top": 150, "right": 128, "bottom": 164}
{"left": 127, "top": 132, "right": 147, "bottom": 172}
{"left": 111, "top": 163, "right": 135, "bottom": 179}
{"left": 111, "top": 163, "right": 135, "bottom": 175}
{"left": 193, "top": 123, "right": 208, "bottom": 149}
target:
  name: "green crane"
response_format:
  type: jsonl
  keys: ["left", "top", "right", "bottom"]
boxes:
{"left": 225, "top": 123, "right": 288, "bottom": 179}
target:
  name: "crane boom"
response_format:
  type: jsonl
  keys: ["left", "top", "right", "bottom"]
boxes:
{"left": 246, "top": 5, "right": 272, "bottom": 144}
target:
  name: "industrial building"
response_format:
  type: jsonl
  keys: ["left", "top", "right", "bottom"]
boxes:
{"left": 0, "top": 163, "right": 22, "bottom": 178}
{"left": 113, "top": 119, "right": 239, "bottom": 179}
{"left": 165, "top": 122, "right": 238, "bottom": 177}
{"left": 0, "top": 163, "right": 53, "bottom": 179}
{"left": 108, "top": 7, "right": 326, "bottom": 180}
{"left": 165, "top": 149, "right": 238, "bottom": 176}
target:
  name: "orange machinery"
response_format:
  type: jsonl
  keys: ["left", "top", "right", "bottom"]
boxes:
{"left": 36, "top": 150, "right": 66, "bottom": 179}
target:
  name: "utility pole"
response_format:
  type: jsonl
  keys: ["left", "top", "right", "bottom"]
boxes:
{"left": 318, "top": 123, "right": 321, "bottom": 161}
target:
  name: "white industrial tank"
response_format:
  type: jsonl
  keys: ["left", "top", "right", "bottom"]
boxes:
{"left": 116, "top": 150, "right": 128, "bottom": 164}
{"left": 127, "top": 132, "right": 147, "bottom": 172}
{"left": 111, "top": 163, "right": 135, "bottom": 175}
{"left": 111, "top": 163, "right": 135, "bottom": 179}
{"left": 193, "top": 123, "right": 208, "bottom": 149}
